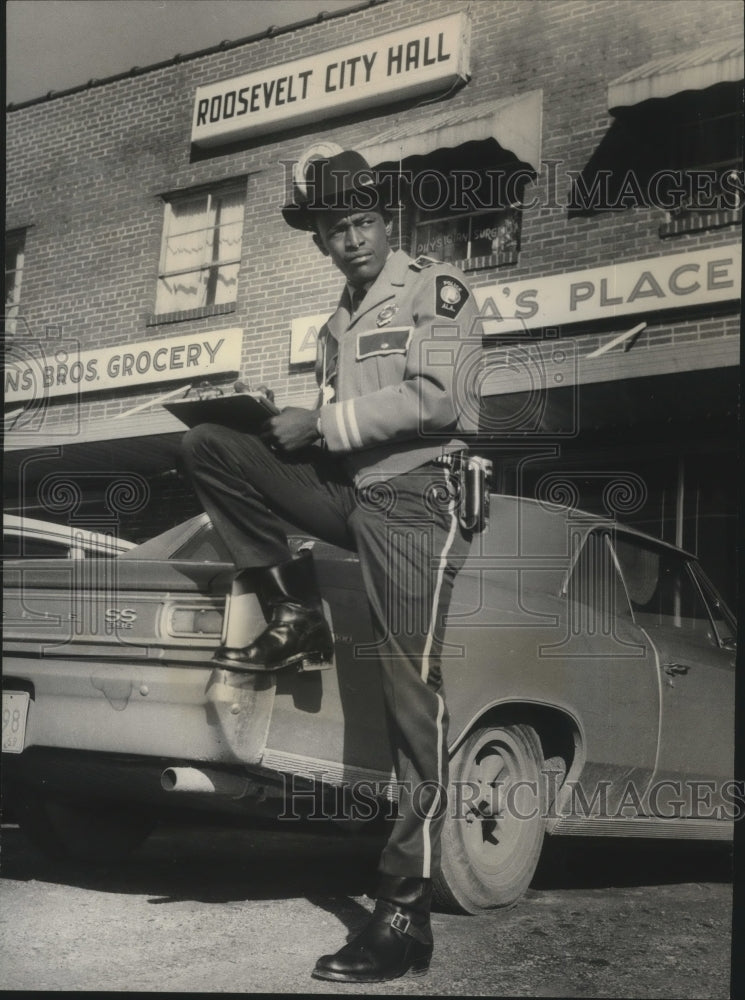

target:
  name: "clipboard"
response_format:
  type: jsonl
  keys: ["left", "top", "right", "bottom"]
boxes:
{"left": 163, "top": 391, "right": 279, "bottom": 431}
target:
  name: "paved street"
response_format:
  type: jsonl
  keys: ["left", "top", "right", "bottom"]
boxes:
{"left": 0, "top": 820, "right": 735, "bottom": 996}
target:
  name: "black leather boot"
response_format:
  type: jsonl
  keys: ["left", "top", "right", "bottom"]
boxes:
{"left": 312, "top": 876, "right": 433, "bottom": 983}
{"left": 213, "top": 550, "right": 333, "bottom": 671}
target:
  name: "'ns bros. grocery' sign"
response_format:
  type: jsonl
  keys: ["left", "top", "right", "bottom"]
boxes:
{"left": 191, "top": 13, "right": 471, "bottom": 147}
{"left": 5, "top": 330, "right": 243, "bottom": 404}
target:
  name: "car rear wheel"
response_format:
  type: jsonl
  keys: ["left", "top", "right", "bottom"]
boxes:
{"left": 15, "top": 791, "right": 155, "bottom": 864}
{"left": 433, "top": 723, "right": 546, "bottom": 913}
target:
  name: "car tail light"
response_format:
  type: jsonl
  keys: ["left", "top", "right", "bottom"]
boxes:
{"left": 166, "top": 603, "right": 224, "bottom": 638}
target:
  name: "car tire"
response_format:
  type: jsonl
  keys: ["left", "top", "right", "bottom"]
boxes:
{"left": 15, "top": 791, "right": 155, "bottom": 864}
{"left": 433, "top": 723, "right": 546, "bottom": 914}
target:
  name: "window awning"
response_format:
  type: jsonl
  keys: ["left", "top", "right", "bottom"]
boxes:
{"left": 358, "top": 90, "right": 543, "bottom": 173}
{"left": 608, "top": 40, "right": 744, "bottom": 112}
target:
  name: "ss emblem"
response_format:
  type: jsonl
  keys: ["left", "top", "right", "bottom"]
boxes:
{"left": 104, "top": 608, "right": 137, "bottom": 628}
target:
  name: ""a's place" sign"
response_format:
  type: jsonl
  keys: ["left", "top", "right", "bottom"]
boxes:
{"left": 474, "top": 245, "right": 742, "bottom": 335}
{"left": 191, "top": 13, "right": 471, "bottom": 148}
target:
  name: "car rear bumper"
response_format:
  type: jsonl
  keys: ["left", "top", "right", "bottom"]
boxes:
{"left": 3, "top": 654, "right": 276, "bottom": 765}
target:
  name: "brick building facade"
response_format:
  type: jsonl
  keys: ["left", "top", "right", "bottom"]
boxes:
{"left": 5, "top": 0, "right": 742, "bottom": 601}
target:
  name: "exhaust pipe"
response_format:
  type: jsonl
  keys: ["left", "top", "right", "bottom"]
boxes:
{"left": 161, "top": 766, "right": 251, "bottom": 798}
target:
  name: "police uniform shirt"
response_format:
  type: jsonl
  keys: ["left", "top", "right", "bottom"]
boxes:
{"left": 315, "top": 249, "right": 482, "bottom": 484}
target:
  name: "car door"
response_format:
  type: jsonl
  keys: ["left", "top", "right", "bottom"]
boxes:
{"left": 559, "top": 528, "right": 661, "bottom": 816}
{"left": 612, "top": 534, "right": 735, "bottom": 819}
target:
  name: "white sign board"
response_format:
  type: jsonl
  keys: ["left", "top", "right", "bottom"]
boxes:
{"left": 191, "top": 13, "right": 471, "bottom": 147}
{"left": 4, "top": 329, "right": 244, "bottom": 403}
{"left": 474, "top": 245, "right": 742, "bottom": 335}
{"left": 291, "top": 313, "right": 329, "bottom": 365}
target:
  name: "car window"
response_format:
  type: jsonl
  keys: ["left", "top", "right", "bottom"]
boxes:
{"left": 170, "top": 522, "right": 233, "bottom": 562}
{"left": 690, "top": 564, "right": 737, "bottom": 648}
{"left": 614, "top": 537, "right": 715, "bottom": 643}
{"left": 566, "top": 530, "right": 632, "bottom": 631}
{"left": 3, "top": 534, "right": 71, "bottom": 559}
{"left": 166, "top": 521, "right": 316, "bottom": 564}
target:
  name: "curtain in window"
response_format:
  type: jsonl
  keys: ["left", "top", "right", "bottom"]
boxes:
{"left": 4, "top": 233, "right": 25, "bottom": 334}
{"left": 155, "top": 190, "right": 245, "bottom": 313}
{"left": 211, "top": 191, "right": 244, "bottom": 305}
{"left": 158, "top": 196, "right": 210, "bottom": 312}
{"left": 156, "top": 191, "right": 244, "bottom": 313}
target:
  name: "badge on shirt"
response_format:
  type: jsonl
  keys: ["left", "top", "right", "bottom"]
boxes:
{"left": 376, "top": 304, "right": 399, "bottom": 327}
{"left": 435, "top": 275, "right": 469, "bottom": 318}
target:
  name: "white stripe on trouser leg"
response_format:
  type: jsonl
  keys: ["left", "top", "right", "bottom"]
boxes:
{"left": 422, "top": 692, "right": 445, "bottom": 879}
{"left": 420, "top": 501, "right": 458, "bottom": 878}
{"left": 421, "top": 505, "right": 458, "bottom": 684}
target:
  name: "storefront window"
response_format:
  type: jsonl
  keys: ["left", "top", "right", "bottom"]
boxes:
{"left": 413, "top": 207, "right": 520, "bottom": 268}
{"left": 5, "top": 229, "right": 26, "bottom": 335}
{"left": 384, "top": 145, "right": 527, "bottom": 271}
{"left": 155, "top": 184, "right": 245, "bottom": 317}
{"left": 571, "top": 81, "right": 743, "bottom": 237}
{"left": 659, "top": 88, "right": 743, "bottom": 235}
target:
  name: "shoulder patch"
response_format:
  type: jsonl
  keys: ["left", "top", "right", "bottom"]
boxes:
{"left": 410, "top": 254, "right": 440, "bottom": 271}
{"left": 435, "top": 274, "right": 470, "bottom": 318}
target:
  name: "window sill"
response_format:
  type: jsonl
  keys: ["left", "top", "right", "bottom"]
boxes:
{"left": 146, "top": 302, "right": 237, "bottom": 326}
{"left": 659, "top": 207, "right": 742, "bottom": 238}
{"left": 460, "top": 252, "right": 518, "bottom": 272}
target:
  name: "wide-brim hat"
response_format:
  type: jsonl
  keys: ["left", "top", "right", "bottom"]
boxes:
{"left": 281, "top": 149, "right": 389, "bottom": 231}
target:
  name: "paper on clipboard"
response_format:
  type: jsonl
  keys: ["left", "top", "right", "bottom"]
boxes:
{"left": 163, "top": 391, "right": 279, "bottom": 431}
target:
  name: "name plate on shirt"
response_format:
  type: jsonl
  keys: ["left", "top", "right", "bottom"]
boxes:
{"left": 356, "top": 328, "right": 413, "bottom": 360}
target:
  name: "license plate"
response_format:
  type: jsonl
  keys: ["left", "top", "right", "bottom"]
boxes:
{"left": 2, "top": 691, "right": 30, "bottom": 754}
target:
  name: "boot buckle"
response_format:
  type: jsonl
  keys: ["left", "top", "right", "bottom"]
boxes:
{"left": 390, "top": 912, "right": 411, "bottom": 935}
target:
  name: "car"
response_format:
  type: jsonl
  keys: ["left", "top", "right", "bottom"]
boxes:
{"left": 2, "top": 497, "right": 736, "bottom": 912}
{"left": 3, "top": 513, "right": 135, "bottom": 559}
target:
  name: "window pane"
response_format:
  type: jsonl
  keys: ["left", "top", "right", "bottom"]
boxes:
{"left": 414, "top": 209, "right": 520, "bottom": 264}
{"left": 414, "top": 217, "right": 469, "bottom": 263}
{"left": 162, "top": 197, "right": 211, "bottom": 275}
{"left": 156, "top": 186, "right": 244, "bottom": 315}
{"left": 678, "top": 110, "right": 742, "bottom": 172}
{"left": 172, "top": 522, "right": 232, "bottom": 562}
{"left": 5, "top": 231, "right": 25, "bottom": 334}
{"left": 471, "top": 211, "right": 519, "bottom": 258}
{"left": 4, "top": 535, "right": 69, "bottom": 558}
{"left": 156, "top": 269, "right": 208, "bottom": 313}
{"left": 214, "top": 219, "right": 244, "bottom": 265}
{"left": 213, "top": 191, "right": 244, "bottom": 265}
{"left": 211, "top": 262, "right": 240, "bottom": 305}
{"left": 567, "top": 531, "right": 630, "bottom": 635}
{"left": 615, "top": 538, "right": 713, "bottom": 639}
{"left": 615, "top": 540, "right": 659, "bottom": 607}
{"left": 691, "top": 566, "right": 736, "bottom": 646}
{"left": 167, "top": 195, "right": 209, "bottom": 234}
{"left": 215, "top": 189, "right": 245, "bottom": 226}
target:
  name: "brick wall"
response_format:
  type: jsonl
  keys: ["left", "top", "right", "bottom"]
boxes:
{"left": 6, "top": 0, "right": 742, "bottom": 432}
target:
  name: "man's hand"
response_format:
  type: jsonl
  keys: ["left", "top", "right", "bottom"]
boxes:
{"left": 260, "top": 407, "right": 320, "bottom": 453}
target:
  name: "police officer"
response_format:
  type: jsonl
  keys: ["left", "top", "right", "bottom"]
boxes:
{"left": 181, "top": 150, "right": 482, "bottom": 983}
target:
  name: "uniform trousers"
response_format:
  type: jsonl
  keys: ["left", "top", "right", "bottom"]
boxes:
{"left": 181, "top": 422, "right": 472, "bottom": 878}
